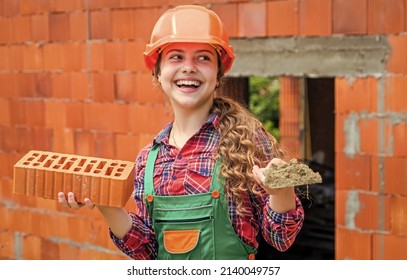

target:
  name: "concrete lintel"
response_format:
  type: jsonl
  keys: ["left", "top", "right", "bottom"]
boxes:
{"left": 229, "top": 35, "right": 390, "bottom": 77}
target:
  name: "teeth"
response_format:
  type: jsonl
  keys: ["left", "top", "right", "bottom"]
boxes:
{"left": 176, "top": 80, "right": 201, "bottom": 87}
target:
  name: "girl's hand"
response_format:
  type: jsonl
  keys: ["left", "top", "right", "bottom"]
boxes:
{"left": 252, "top": 158, "right": 289, "bottom": 195}
{"left": 58, "top": 192, "right": 95, "bottom": 210}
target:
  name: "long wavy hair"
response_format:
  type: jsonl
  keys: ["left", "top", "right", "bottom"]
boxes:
{"left": 210, "top": 96, "right": 286, "bottom": 217}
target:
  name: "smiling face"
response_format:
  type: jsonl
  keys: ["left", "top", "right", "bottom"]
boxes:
{"left": 157, "top": 42, "right": 219, "bottom": 113}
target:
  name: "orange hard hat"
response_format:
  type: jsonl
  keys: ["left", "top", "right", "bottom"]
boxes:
{"left": 144, "top": 5, "right": 235, "bottom": 73}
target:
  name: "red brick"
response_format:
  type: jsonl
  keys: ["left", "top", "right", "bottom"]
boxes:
{"left": 2, "top": 0, "right": 20, "bottom": 16}
{"left": 12, "top": 15, "right": 31, "bottom": 43}
{"left": 385, "top": 76, "right": 407, "bottom": 112}
{"left": 45, "top": 101, "right": 66, "bottom": 128}
{"left": 0, "top": 18, "right": 12, "bottom": 44}
{"left": 94, "top": 132, "right": 116, "bottom": 159}
{"left": 299, "top": 0, "right": 332, "bottom": 36}
{"left": 53, "top": 128, "right": 75, "bottom": 153}
{"left": 51, "top": 73, "right": 71, "bottom": 98}
{"left": 111, "top": 10, "right": 133, "bottom": 39}
{"left": 335, "top": 77, "right": 378, "bottom": 113}
{"left": 116, "top": 134, "right": 138, "bottom": 161}
{"left": 8, "top": 45, "right": 24, "bottom": 70}
{"left": 22, "top": 235, "right": 42, "bottom": 260}
{"left": 0, "top": 178, "right": 13, "bottom": 203}
{"left": 104, "top": 42, "right": 125, "bottom": 70}
{"left": 90, "top": 42, "right": 104, "bottom": 70}
{"left": 15, "top": 73, "right": 36, "bottom": 97}
{"left": 1, "top": 126, "right": 17, "bottom": 151}
{"left": 335, "top": 113, "right": 346, "bottom": 153}
{"left": 83, "top": 103, "right": 129, "bottom": 133}
{"left": 25, "top": 101, "right": 45, "bottom": 127}
{"left": 128, "top": 104, "right": 171, "bottom": 134}
{"left": 335, "top": 189, "right": 347, "bottom": 226}
{"left": 90, "top": 10, "right": 111, "bottom": 39}
{"left": 336, "top": 153, "right": 371, "bottom": 190}
{"left": 333, "top": 0, "right": 367, "bottom": 34}
{"left": 124, "top": 41, "right": 146, "bottom": 71}
{"left": 373, "top": 234, "right": 407, "bottom": 259}
{"left": 65, "top": 102, "right": 84, "bottom": 128}
{"left": 0, "top": 230, "right": 15, "bottom": 259}
{"left": 9, "top": 99, "right": 26, "bottom": 125}
{"left": 136, "top": 72, "right": 165, "bottom": 103}
{"left": 368, "top": 0, "right": 405, "bottom": 34}
{"left": 211, "top": 4, "right": 238, "bottom": 38}
{"left": 35, "top": 73, "right": 52, "bottom": 97}
{"left": 69, "top": 12, "right": 87, "bottom": 41}
{"left": 70, "top": 72, "right": 89, "bottom": 100}
{"left": 31, "top": 14, "right": 50, "bottom": 41}
{"left": 238, "top": 2, "right": 267, "bottom": 38}
{"left": 0, "top": 98, "right": 10, "bottom": 125}
{"left": 267, "top": 0, "right": 300, "bottom": 37}
{"left": 115, "top": 72, "right": 138, "bottom": 102}
{"left": 43, "top": 43, "right": 64, "bottom": 70}
{"left": 32, "top": 127, "right": 53, "bottom": 151}
{"left": 359, "top": 118, "right": 379, "bottom": 155}
{"left": 387, "top": 35, "right": 407, "bottom": 73}
{"left": 336, "top": 227, "right": 372, "bottom": 259}
{"left": 20, "top": 0, "right": 37, "bottom": 15}
{"left": 53, "top": 0, "right": 84, "bottom": 12}
{"left": 0, "top": 73, "right": 16, "bottom": 97}
{"left": 74, "top": 130, "right": 96, "bottom": 156}
{"left": 64, "top": 43, "right": 86, "bottom": 71}
{"left": 91, "top": 72, "right": 115, "bottom": 102}
{"left": 88, "top": 0, "right": 121, "bottom": 9}
{"left": 13, "top": 150, "right": 135, "bottom": 207}
{"left": 392, "top": 122, "right": 407, "bottom": 156}
{"left": 0, "top": 46, "right": 9, "bottom": 70}
{"left": 355, "top": 193, "right": 390, "bottom": 231}
{"left": 23, "top": 45, "right": 43, "bottom": 70}
{"left": 389, "top": 196, "right": 407, "bottom": 235}
{"left": 49, "top": 13, "right": 69, "bottom": 41}
{"left": 133, "top": 8, "right": 160, "bottom": 39}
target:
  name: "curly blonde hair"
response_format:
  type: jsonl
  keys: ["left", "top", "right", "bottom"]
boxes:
{"left": 210, "top": 96, "right": 286, "bottom": 217}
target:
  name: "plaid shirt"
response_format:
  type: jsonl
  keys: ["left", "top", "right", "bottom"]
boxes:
{"left": 110, "top": 114, "right": 304, "bottom": 260}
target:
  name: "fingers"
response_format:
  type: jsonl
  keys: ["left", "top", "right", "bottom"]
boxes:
{"left": 58, "top": 192, "right": 94, "bottom": 210}
{"left": 252, "top": 165, "right": 265, "bottom": 185}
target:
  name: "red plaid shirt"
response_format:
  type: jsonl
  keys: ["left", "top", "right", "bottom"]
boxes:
{"left": 110, "top": 114, "right": 304, "bottom": 259}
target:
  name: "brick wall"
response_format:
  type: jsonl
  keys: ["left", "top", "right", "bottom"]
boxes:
{"left": 1, "top": 0, "right": 407, "bottom": 260}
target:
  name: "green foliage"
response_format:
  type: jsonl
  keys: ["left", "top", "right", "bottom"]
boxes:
{"left": 249, "top": 76, "right": 280, "bottom": 140}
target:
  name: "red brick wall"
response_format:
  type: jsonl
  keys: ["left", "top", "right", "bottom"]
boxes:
{"left": 1, "top": 0, "right": 407, "bottom": 260}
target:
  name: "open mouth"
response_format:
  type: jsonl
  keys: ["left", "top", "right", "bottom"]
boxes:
{"left": 175, "top": 80, "right": 202, "bottom": 89}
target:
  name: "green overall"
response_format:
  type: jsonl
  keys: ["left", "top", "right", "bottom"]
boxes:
{"left": 144, "top": 145, "right": 255, "bottom": 260}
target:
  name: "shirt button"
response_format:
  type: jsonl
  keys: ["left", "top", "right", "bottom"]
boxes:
{"left": 177, "top": 154, "right": 182, "bottom": 159}
{"left": 172, "top": 175, "right": 177, "bottom": 180}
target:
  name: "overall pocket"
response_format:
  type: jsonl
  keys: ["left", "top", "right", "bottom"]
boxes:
{"left": 153, "top": 203, "right": 215, "bottom": 260}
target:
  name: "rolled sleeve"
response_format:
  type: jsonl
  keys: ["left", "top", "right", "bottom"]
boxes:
{"left": 262, "top": 196, "right": 304, "bottom": 252}
{"left": 110, "top": 212, "right": 158, "bottom": 260}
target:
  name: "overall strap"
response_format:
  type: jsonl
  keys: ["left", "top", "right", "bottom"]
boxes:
{"left": 210, "top": 159, "right": 224, "bottom": 193}
{"left": 144, "top": 144, "right": 159, "bottom": 196}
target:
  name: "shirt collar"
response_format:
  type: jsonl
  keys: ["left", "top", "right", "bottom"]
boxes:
{"left": 153, "top": 113, "right": 220, "bottom": 145}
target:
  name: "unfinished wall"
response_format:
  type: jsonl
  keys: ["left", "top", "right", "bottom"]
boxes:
{"left": 1, "top": 0, "right": 407, "bottom": 260}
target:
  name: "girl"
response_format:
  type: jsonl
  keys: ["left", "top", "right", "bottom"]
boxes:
{"left": 58, "top": 5, "right": 304, "bottom": 260}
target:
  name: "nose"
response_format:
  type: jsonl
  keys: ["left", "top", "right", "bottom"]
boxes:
{"left": 181, "top": 59, "right": 197, "bottom": 73}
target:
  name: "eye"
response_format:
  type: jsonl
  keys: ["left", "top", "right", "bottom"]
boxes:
{"left": 169, "top": 54, "right": 183, "bottom": 61}
{"left": 197, "top": 55, "right": 212, "bottom": 62}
